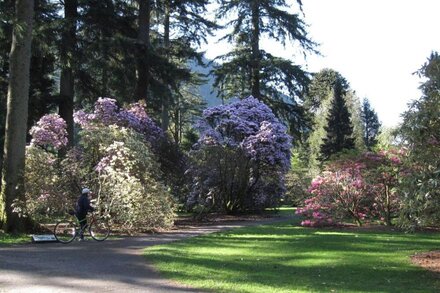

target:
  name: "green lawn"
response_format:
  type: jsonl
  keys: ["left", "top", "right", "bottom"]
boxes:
{"left": 0, "top": 232, "right": 29, "bottom": 245}
{"left": 144, "top": 217, "right": 440, "bottom": 293}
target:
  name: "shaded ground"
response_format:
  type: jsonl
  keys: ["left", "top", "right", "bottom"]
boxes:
{"left": 0, "top": 214, "right": 290, "bottom": 293}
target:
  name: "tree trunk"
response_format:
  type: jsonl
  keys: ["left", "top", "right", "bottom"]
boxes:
{"left": 173, "top": 94, "right": 180, "bottom": 144}
{"left": 385, "top": 185, "right": 392, "bottom": 226}
{"left": 161, "top": 0, "right": 171, "bottom": 131}
{"left": 250, "top": 1, "right": 260, "bottom": 99}
{"left": 59, "top": 0, "right": 77, "bottom": 148}
{"left": 135, "top": 0, "right": 151, "bottom": 103}
{"left": 1, "top": 0, "right": 34, "bottom": 233}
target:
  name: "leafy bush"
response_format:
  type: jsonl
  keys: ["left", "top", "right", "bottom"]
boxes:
{"left": 297, "top": 150, "right": 405, "bottom": 227}
{"left": 284, "top": 169, "right": 312, "bottom": 206}
{"left": 75, "top": 98, "right": 187, "bottom": 203}
{"left": 187, "top": 97, "right": 292, "bottom": 214}
{"left": 24, "top": 146, "right": 69, "bottom": 221}
{"left": 26, "top": 100, "right": 176, "bottom": 231}
{"left": 80, "top": 125, "right": 175, "bottom": 230}
{"left": 398, "top": 53, "right": 440, "bottom": 230}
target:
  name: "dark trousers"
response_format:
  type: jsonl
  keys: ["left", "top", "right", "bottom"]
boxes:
{"left": 76, "top": 213, "right": 87, "bottom": 239}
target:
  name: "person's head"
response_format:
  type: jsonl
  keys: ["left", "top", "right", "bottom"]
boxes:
{"left": 82, "top": 188, "right": 91, "bottom": 195}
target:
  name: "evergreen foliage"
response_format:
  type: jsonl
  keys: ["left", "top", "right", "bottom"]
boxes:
{"left": 361, "top": 98, "right": 381, "bottom": 150}
{"left": 319, "top": 80, "right": 355, "bottom": 161}
{"left": 213, "top": 0, "right": 317, "bottom": 138}
{"left": 304, "top": 69, "right": 361, "bottom": 168}
{"left": 398, "top": 52, "right": 440, "bottom": 229}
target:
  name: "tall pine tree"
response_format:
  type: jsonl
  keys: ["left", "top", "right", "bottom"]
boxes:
{"left": 305, "top": 69, "right": 362, "bottom": 168}
{"left": 319, "top": 79, "right": 355, "bottom": 161}
{"left": 361, "top": 98, "right": 381, "bottom": 150}
{"left": 1, "top": 0, "right": 34, "bottom": 232}
{"left": 213, "top": 0, "right": 317, "bottom": 138}
{"left": 59, "top": 0, "right": 78, "bottom": 147}
{"left": 156, "top": 0, "right": 217, "bottom": 131}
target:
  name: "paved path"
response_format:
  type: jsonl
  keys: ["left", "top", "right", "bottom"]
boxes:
{"left": 0, "top": 216, "right": 291, "bottom": 292}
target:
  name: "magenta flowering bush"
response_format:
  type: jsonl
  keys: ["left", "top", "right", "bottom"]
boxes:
{"left": 297, "top": 149, "right": 406, "bottom": 227}
{"left": 188, "top": 96, "right": 292, "bottom": 213}
{"left": 362, "top": 149, "right": 406, "bottom": 225}
{"left": 29, "top": 114, "right": 68, "bottom": 150}
{"left": 297, "top": 160, "right": 370, "bottom": 227}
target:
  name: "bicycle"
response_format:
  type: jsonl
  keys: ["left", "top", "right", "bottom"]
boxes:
{"left": 53, "top": 211, "right": 110, "bottom": 244}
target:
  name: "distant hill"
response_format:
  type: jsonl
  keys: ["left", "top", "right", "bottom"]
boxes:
{"left": 189, "top": 58, "right": 224, "bottom": 107}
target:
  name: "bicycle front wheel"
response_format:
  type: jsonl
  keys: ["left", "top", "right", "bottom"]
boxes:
{"left": 89, "top": 218, "right": 110, "bottom": 241}
{"left": 54, "top": 220, "right": 77, "bottom": 244}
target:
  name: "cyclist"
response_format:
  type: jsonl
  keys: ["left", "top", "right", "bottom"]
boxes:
{"left": 75, "top": 188, "right": 95, "bottom": 240}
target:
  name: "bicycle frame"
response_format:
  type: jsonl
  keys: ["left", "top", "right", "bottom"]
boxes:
{"left": 54, "top": 213, "right": 110, "bottom": 243}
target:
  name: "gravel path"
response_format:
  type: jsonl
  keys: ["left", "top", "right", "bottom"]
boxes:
{"left": 0, "top": 216, "right": 291, "bottom": 292}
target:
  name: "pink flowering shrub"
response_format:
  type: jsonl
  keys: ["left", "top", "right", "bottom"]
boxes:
{"left": 362, "top": 149, "right": 406, "bottom": 225}
{"left": 297, "top": 149, "right": 406, "bottom": 227}
{"left": 297, "top": 159, "right": 370, "bottom": 227}
{"left": 29, "top": 114, "right": 68, "bottom": 150}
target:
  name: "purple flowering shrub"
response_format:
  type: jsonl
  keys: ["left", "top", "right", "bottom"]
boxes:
{"left": 296, "top": 149, "right": 406, "bottom": 227}
{"left": 188, "top": 96, "right": 292, "bottom": 213}
{"left": 29, "top": 114, "right": 68, "bottom": 150}
{"left": 73, "top": 97, "right": 164, "bottom": 146}
{"left": 26, "top": 114, "right": 73, "bottom": 220}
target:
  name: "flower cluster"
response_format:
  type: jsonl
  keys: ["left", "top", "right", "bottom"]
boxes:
{"left": 74, "top": 97, "right": 164, "bottom": 144}
{"left": 296, "top": 162, "right": 368, "bottom": 227}
{"left": 29, "top": 114, "right": 68, "bottom": 150}
{"left": 297, "top": 149, "right": 406, "bottom": 227}
{"left": 189, "top": 96, "right": 292, "bottom": 212}
{"left": 242, "top": 121, "right": 291, "bottom": 172}
{"left": 119, "top": 103, "right": 164, "bottom": 144}
{"left": 196, "top": 96, "right": 292, "bottom": 169}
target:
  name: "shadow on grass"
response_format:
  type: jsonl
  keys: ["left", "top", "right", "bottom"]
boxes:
{"left": 145, "top": 221, "right": 440, "bottom": 293}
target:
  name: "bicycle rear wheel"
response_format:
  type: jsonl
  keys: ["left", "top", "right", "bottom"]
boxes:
{"left": 89, "top": 218, "right": 110, "bottom": 241}
{"left": 54, "top": 220, "right": 77, "bottom": 244}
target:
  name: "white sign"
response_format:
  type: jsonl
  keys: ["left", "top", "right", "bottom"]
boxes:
{"left": 32, "top": 234, "right": 57, "bottom": 243}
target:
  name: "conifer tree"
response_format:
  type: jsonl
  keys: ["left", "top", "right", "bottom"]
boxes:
{"left": 305, "top": 69, "right": 362, "bottom": 168}
{"left": 361, "top": 98, "right": 381, "bottom": 150}
{"left": 156, "top": 0, "right": 217, "bottom": 131}
{"left": 1, "top": 0, "right": 34, "bottom": 232}
{"left": 213, "top": 0, "right": 317, "bottom": 138}
{"left": 319, "top": 80, "right": 355, "bottom": 161}
{"left": 59, "top": 0, "right": 78, "bottom": 146}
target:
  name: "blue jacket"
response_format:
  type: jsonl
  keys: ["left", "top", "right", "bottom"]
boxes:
{"left": 76, "top": 193, "right": 95, "bottom": 215}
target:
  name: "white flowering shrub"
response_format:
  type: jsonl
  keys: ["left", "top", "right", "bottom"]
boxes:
{"left": 26, "top": 101, "right": 176, "bottom": 231}
{"left": 80, "top": 126, "right": 175, "bottom": 230}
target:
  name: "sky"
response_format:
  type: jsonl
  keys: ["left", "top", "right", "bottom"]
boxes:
{"left": 202, "top": 0, "right": 440, "bottom": 128}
